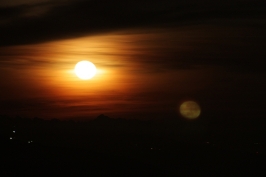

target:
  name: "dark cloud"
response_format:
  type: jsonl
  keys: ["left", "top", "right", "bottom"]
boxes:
{"left": 0, "top": 0, "right": 265, "bottom": 46}
{"left": 0, "top": 94, "right": 174, "bottom": 119}
{"left": 0, "top": 5, "right": 25, "bottom": 19}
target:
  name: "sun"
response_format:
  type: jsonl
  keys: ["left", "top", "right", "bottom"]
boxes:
{"left": 74, "top": 60, "right": 97, "bottom": 80}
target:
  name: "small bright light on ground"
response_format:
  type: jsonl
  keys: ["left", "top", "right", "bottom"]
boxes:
{"left": 10, "top": 137, "right": 12, "bottom": 140}
{"left": 13, "top": 131, "right": 15, "bottom": 133}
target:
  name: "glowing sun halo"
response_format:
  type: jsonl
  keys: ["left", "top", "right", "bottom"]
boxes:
{"left": 74, "top": 61, "right": 97, "bottom": 80}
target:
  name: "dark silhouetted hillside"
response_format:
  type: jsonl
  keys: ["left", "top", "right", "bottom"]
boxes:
{"left": 0, "top": 114, "right": 266, "bottom": 176}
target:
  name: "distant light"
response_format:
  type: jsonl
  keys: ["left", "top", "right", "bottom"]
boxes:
{"left": 13, "top": 131, "right": 15, "bottom": 133}
{"left": 151, "top": 148, "right": 153, "bottom": 150}
{"left": 10, "top": 137, "right": 12, "bottom": 140}
{"left": 28, "top": 141, "right": 31, "bottom": 144}
{"left": 31, "top": 141, "right": 33, "bottom": 143}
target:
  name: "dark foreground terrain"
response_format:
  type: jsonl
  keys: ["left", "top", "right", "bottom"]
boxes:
{"left": 1, "top": 115, "right": 265, "bottom": 176}
{"left": 1, "top": 139, "right": 265, "bottom": 176}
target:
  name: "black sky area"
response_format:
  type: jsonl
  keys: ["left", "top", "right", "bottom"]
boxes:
{"left": 0, "top": 0, "right": 265, "bottom": 45}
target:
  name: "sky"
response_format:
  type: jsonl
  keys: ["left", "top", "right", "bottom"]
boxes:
{"left": 0, "top": 0, "right": 265, "bottom": 121}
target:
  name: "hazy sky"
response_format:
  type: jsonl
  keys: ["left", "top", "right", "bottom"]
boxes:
{"left": 0, "top": 0, "right": 265, "bottom": 120}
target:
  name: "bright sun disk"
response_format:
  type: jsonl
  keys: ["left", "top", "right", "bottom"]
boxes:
{"left": 74, "top": 60, "right": 97, "bottom": 80}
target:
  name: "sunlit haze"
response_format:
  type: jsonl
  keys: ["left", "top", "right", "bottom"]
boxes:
{"left": 0, "top": 0, "right": 265, "bottom": 121}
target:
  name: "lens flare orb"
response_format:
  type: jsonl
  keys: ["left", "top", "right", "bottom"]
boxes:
{"left": 180, "top": 101, "right": 201, "bottom": 119}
